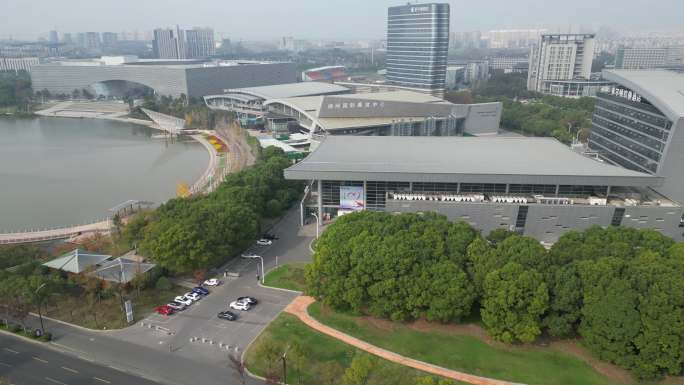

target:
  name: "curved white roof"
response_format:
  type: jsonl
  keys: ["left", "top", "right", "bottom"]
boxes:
{"left": 603, "top": 70, "right": 684, "bottom": 120}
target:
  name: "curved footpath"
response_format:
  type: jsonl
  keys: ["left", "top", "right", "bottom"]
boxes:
{"left": 284, "top": 296, "right": 525, "bottom": 385}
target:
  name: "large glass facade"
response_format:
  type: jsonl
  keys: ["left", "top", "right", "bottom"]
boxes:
{"left": 386, "top": 3, "right": 449, "bottom": 94}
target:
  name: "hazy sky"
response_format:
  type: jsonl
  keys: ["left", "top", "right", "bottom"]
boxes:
{"left": 3, "top": 0, "right": 684, "bottom": 41}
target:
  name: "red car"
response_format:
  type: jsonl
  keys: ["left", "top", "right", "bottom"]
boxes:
{"left": 155, "top": 305, "right": 175, "bottom": 316}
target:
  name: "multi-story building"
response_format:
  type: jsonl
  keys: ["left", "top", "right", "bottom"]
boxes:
{"left": 484, "top": 29, "right": 547, "bottom": 49}
{"left": 386, "top": 3, "right": 450, "bottom": 98}
{"left": 463, "top": 60, "right": 490, "bottom": 85}
{"left": 49, "top": 30, "right": 59, "bottom": 44}
{"left": 101, "top": 32, "right": 118, "bottom": 47}
{"left": 488, "top": 56, "right": 529, "bottom": 72}
{"left": 83, "top": 32, "right": 101, "bottom": 50}
{"left": 589, "top": 69, "right": 684, "bottom": 204}
{"left": 186, "top": 28, "right": 215, "bottom": 58}
{"left": 0, "top": 57, "right": 40, "bottom": 73}
{"left": 614, "top": 46, "right": 684, "bottom": 69}
{"left": 153, "top": 27, "right": 186, "bottom": 60}
{"left": 62, "top": 33, "right": 72, "bottom": 45}
{"left": 527, "top": 34, "right": 599, "bottom": 97}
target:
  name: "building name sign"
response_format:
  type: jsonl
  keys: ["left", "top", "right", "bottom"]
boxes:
{"left": 610, "top": 87, "right": 642, "bottom": 103}
{"left": 410, "top": 6, "right": 431, "bottom": 12}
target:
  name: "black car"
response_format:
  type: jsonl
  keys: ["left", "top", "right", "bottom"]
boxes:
{"left": 217, "top": 310, "right": 238, "bottom": 321}
{"left": 237, "top": 296, "right": 258, "bottom": 305}
{"left": 261, "top": 233, "right": 279, "bottom": 240}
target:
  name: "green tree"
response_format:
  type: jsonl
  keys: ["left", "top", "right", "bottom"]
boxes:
{"left": 481, "top": 262, "right": 549, "bottom": 343}
{"left": 343, "top": 355, "right": 375, "bottom": 385}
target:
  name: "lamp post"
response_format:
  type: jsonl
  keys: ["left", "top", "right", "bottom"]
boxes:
{"left": 311, "top": 213, "right": 320, "bottom": 239}
{"left": 241, "top": 254, "right": 264, "bottom": 284}
{"left": 281, "top": 344, "right": 290, "bottom": 385}
{"left": 34, "top": 283, "right": 47, "bottom": 335}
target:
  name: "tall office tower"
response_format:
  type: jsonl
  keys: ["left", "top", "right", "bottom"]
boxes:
{"left": 101, "top": 32, "right": 118, "bottom": 47}
{"left": 527, "top": 33, "right": 596, "bottom": 97}
{"left": 152, "top": 26, "right": 186, "bottom": 59}
{"left": 49, "top": 30, "right": 58, "bottom": 44}
{"left": 83, "top": 32, "right": 101, "bottom": 50}
{"left": 386, "top": 3, "right": 450, "bottom": 98}
{"left": 185, "top": 28, "right": 215, "bottom": 58}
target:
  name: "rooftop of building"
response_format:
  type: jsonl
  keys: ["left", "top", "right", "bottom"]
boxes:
{"left": 205, "top": 82, "right": 349, "bottom": 101}
{"left": 285, "top": 136, "right": 660, "bottom": 187}
{"left": 602, "top": 69, "right": 684, "bottom": 119}
{"left": 37, "top": 58, "right": 287, "bottom": 70}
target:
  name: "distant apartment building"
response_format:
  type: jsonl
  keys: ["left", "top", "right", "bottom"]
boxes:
{"left": 386, "top": 3, "right": 450, "bottom": 98}
{"left": 464, "top": 60, "right": 489, "bottom": 84}
{"left": 153, "top": 27, "right": 186, "bottom": 59}
{"left": 615, "top": 46, "right": 684, "bottom": 69}
{"left": 49, "top": 30, "right": 59, "bottom": 44}
{"left": 0, "top": 57, "right": 40, "bottom": 73}
{"left": 62, "top": 33, "right": 73, "bottom": 45}
{"left": 449, "top": 31, "right": 482, "bottom": 49}
{"left": 101, "top": 32, "right": 118, "bottom": 47}
{"left": 186, "top": 28, "right": 215, "bottom": 58}
{"left": 485, "top": 29, "right": 547, "bottom": 49}
{"left": 83, "top": 32, "right": 101, "bottom": 50}
{"left": 527, "top": 34, "right": 606, "bottom": 97}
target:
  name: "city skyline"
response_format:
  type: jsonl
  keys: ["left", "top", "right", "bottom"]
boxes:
{"left": 3, "top": 0, "right": 684, "bottom": 41}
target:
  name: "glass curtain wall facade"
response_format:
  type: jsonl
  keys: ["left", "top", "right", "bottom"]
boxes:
{"left": 589, "top": 89, "right": 672, "bottom": 174}
{"left": 386, "top": 3, "right": 450, "bottom": 97}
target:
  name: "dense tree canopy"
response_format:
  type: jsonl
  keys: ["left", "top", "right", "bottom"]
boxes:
{"left": 306, "top": 212, "right": 684, "bottom": 379}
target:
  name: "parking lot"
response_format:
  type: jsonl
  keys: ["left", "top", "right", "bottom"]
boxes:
{"left": 108, "top": 208, "right": 313, "bottom": 365}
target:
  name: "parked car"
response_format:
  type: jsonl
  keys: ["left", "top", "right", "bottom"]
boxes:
{"left": 256, "top": 239, "right": 272, "bottom": 246}
{"left": 229, "top": 300, "right": 250, "bottom": 311}
{"left": 262, "top": 233, "right": 279, "bottom": 240}
{"left": 166, "top": 301, "right": 187, "bottom": 311}
{"left": 217, "top": 310, "right": 238, "bottom": 321}
{"left": 184, "top": 292, "right": 201, "bottom": 302}
{"left": 174, "top": 296, "right": 192, "bottom": 306}
{"left": 155, "top": 305, "right": 175, "bottom": 316}
{"left": 192, "top": 287, "right": 210, "bottom": 296}
{"left": 237, "top": 296, "right": 258, "bottom": 305}
{"left": 203, "top": 278, "right": 221, "bottom": 286}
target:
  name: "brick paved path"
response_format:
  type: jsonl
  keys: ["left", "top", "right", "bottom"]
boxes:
{"left": 284, "top": 296, "right": 525, "bottom": 385}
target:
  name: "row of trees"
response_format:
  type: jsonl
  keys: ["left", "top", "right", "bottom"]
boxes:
{"left": 121, "top": 147, "right": 301, "bottom": 274}
{"left": 0, "top": 71, "right": 32, "bottom": 111}
{"left": 306, "top": 211, "right": 684, "bottom": 379}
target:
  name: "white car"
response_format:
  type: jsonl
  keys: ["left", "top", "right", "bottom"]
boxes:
{"left": 174, "top": 296, "right": 192, "bottom": 306}
{"left": 229, "top": 300, "right": 250, "bottom": 311}
{"left": 256, "top": 239, "right": 272, "bottom": 246}
{"left": 203, "top": 278, "right": 221, "bottom": 286}
{"left": 184, "top": 292, "right": 201, "bottom": 302}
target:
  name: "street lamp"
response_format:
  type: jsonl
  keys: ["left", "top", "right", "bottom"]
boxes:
{"left": 281, "top": 344, "right": 290, "bottom": 385}
{"left": 241, "top": 254, "right": 264, "bottom": 284}
{"left": 34, "top": 283, "right": 47, "bottom": 335}
{"left": 311, "top": 213, "right": 320, "bottom": 239}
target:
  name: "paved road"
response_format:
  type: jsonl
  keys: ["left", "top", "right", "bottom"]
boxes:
{"left": 12, "top": 207, "right": 315, "bottom": 385}
{"left": 0, "top": 333, "right": 160, "bottom": 385}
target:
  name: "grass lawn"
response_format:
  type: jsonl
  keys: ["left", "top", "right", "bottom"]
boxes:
{"left": 245, "top": 312, "right": 457, "bottom": 385}
{"left": 308, "top": 302, "right": 662, "bottom": 385}
{"left": 263, "top": 263, "right": 307, "bottom": 292}
{"left": 44, "top": 286, "right": 186, "bottom": 330}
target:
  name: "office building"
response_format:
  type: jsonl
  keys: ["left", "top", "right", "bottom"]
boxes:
{"left": 527, "top": 34, "right": 601, "bottom": 97}
{"left": 589, "top": 69, "right": 684, "bottom": 204}
{"left": 286, "top": 135, "right": 684, "bottom": 244}
{"left": 49, "top": 30, "right": 59, "bottom": 44}
{"left": 101, "top": 32, "right": 118, "bottom": 47}
{"left": 153, "top": 27, "right": 186, "bottom": 59}
{"left": 489, "top": 56, "right": 529, "bottom": 72}
{"left": 186, "top": 28, "right": 215, "bottom": 58}
{"left": 386, "top": 3, "right": 450, "bottom": 98}
{"left": 463, "top": 60, "right": 490, "bottom": 84}
{"left": 0, "top": 57, "right": 40, "bottom": 73}
{"left": 31, "top": 57, "right": 297, "bottom": 99}
{"left": 614, "top": 46, "right": 684, "bottom": 69}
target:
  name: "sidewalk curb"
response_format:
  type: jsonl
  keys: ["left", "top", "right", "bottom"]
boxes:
{"left": 29, "top": 312, "right": 120, "bottom": 334}
{"left": 258, "top": 264, "right": 305, "bottom": 295}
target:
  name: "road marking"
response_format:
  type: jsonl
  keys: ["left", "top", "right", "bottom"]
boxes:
{"left": 93, "top": 377, "right": 111, "bottom": 384}
{"left": 2, "top": 348, "right": 19, "bottom": 354}
{"left": 33, "top": 356, "right": 49, "bottom": 363}
{"left": 0, "top": 361, "right": 11, "bottom": 367}
{"left": 45, "top": 377, "right": 68, "bottom": 385}
{"left": 61, "top": 366, "right": 78, "bottom": 374}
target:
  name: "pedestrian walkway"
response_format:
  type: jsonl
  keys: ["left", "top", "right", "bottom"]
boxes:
{"left": 284, "top": 296, "right": 525, "bottom": 385}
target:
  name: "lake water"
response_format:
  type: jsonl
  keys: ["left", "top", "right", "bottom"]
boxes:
{"left": 0, "top": 117, "right": 209, "bottom": 232}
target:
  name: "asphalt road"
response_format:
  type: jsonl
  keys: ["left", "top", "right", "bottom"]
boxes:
{"left": 7, "top": 207, "right": 316, "bottom": 385}
{"left": 0, "top": 333, "right": 160, "bottom": 385}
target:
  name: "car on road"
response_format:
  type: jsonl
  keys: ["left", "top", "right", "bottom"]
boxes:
{"left": 184, "top": 292, "right": 201, "bottom": 302}
{"left": 229, "top": 300, "right": 250, "bottom": 311}
{"left": 217, "top": 310, "right": 238, "bottom": 321}
{"left": 256, "top": 239, "right": 272, "bottom": 246}
{"left": 237, "top": 296, "right": 258, "bottom": 305}
{"left": 166, "top": 301, "right": 187, "bottom": 311}
{"left": 155, "top": 305, "right": 175, "bottom": 316}
{"left": 262, "top": 233, "right": 279, "bottom": 240}
{"left": 192, "top": 287, "right": 210, "bottom": 296}
{"left": 203, "top": 278, "right": 221, "bottom": 286}
{"left": 174, "top": 296, "right": 193, "bottom": 306}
